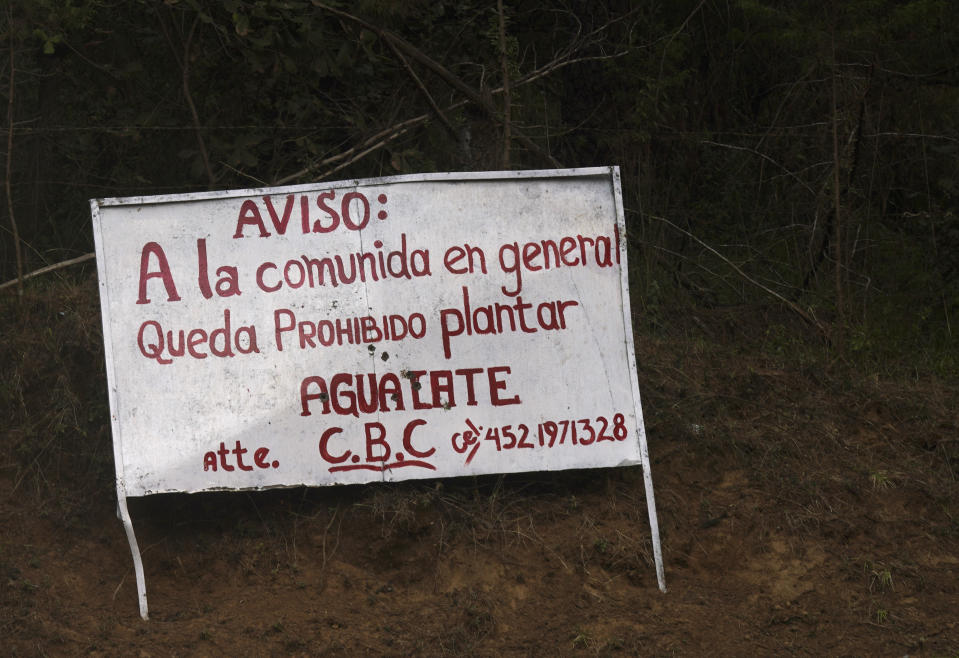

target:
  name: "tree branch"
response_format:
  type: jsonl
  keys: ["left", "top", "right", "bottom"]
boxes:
{"left": 274, "top": 112, "right": 431, "bottom": 185}
{"left": 648, "top": 213, "right": 829, "bottom": 338}
{"left": 830, "top": 16, "right": 844, "bottom": 324}
{"left": 701, "top": 140, "right": 816, "bottom": 197}
{"left": 5, "top": 5, "right": 23, "bottom": 299}
{"left": 313, "top": 122, "right": 417, "bottom": 182}
{"left": 278, "top": 2, "right": 654, "bottom": 184}
{"left": 182, "top": 14, "right": 215, "bottom": 189}
{"left": 497, "top": 0, "right": 512, "bottom": 168}
{"left": 158, "top": 8, "right": 215, "bottom": 189}
{"left": 278, "top": 5, "right": 638, "bottom": 184}
{"left": 313, "top": 2, "right": 561, "bottom": 168}
{"left": 383, "top": 37, "right": 458, "bottom": 140}
{"left": 0, "top": 252, "right": 95, "bottom": 293}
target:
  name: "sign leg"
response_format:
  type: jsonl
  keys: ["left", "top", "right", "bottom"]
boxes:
{"left": 641, "top": 454, "right": 667, "bottom": 592}
{"left": 117, "top": 493, "right": 149, "bottom": 619}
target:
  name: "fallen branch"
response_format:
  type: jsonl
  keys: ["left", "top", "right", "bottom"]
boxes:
{"left": 0, "top": 252, "right": 96, "bottom": 293}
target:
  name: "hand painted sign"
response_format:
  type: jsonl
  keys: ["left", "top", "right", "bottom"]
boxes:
{"left": 91, "top": 167, "right": 664, "bottom": 619}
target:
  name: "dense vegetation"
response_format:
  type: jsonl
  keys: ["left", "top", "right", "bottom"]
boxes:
{"left": 2, "top": 0, "right": 957, "bottom": 369}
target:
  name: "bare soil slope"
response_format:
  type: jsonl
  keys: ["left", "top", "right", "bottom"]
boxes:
{"left": 2, "top": 281, "right": 958, "bottom": 655}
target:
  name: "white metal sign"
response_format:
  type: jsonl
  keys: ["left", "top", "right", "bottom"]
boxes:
{"left": 91, "top": 167, "right": 664, "bottom": 618}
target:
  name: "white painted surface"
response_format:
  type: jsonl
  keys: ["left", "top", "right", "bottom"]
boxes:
{"left": 92, "top": 168, "right": 650, "bottom": 497}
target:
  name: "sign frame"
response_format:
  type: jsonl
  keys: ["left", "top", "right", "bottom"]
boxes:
{"left": 91, "top": 167, "right": 665, "bottom": 619}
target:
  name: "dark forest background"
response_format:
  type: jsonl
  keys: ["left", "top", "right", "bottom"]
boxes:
{"left": 2, "top": 0, "right": 957, "bottom": 371}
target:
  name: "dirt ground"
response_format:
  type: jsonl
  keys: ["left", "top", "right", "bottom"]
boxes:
{"left": 2, "top": 282, "right": 958, "bottom": 656}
